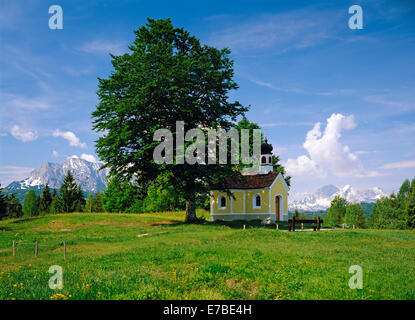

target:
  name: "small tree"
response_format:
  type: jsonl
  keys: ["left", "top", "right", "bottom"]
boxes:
{"left": 23, "top": 189, "right": 39, "bottom": 217}
{"left": 6, "top": 194, "right": 23, "bottom": 218}
{"left": 326, "top": 195, "right": 348, "bottom": 226}
{"left": 369, "top": 194, "right": 406, "bottom": 229}
{"left": 345, "top": 203, "right": 366, "bottom": 228}
{"left": 50, "top": 189, "right": 61, "bottom": 214}
{"left": 85, "top": 194, "right": 94, "bottom": 213}
{"left": 103, "top": 176, "right": 137, "bottom": 212}
{"left": 293, "top": 208, "right": 299, "bottom": 219}
{"left": 404, "top": 187, "right": 415, "bottom": 228}
{"left": 73, "top": 185, "right": 86, "bottom": 212}
{"left": 0, "top": 183, "right": 7, "bottom": 219}
{"left": 94, "top": 193, "right": 104, "bottom": 212}
{"left": 39, "top": 184, "right": 53, "bottom": 215}
{"left": 59, "top": 171, "right": 82, "bottom": 213}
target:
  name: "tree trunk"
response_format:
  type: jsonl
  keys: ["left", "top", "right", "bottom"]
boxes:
{"left": 185, "top": 192, "right": 197, "bottom": 223}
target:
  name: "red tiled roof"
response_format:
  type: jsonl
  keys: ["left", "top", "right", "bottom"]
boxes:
{"left": 213, "top": 171, "right": 279, "bottom": 190}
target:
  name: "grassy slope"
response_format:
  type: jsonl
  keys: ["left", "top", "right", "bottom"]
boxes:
{"left": 0, "top": 211, "right": 414, "bottom": 300}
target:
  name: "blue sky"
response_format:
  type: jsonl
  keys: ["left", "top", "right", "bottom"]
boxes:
{"left": 1, "top": 0, "right": 415, "bottom": 194}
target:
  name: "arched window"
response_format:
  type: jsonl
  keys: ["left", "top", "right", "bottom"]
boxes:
{"left": 261, "top": 156, "right": 266, "bottom": 164}
{"left": 218, "top": 195, "right": 227, "bottom": 209}
{"left": 253, "top": 194, "right": 261, "bottom": 208}
{"left": 268, "top": 156, "right": 272, "bottom": 164}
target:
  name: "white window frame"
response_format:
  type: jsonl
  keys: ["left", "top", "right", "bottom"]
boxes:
{"left": 253, "top": 193, "right": 262, "bottom": 209}
{"left": 218, "top": 195, "right": 227, "bottom": 210}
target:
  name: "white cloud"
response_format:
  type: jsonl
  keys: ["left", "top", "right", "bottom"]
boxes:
{"left": 284, "top": 113, "right": 380, "bottom": 178}
{"left": 0, "top": 93, "right": 52, "bottom": 110}
{"left": 285, "top": 155, "right": 326, "bottom": 178}
{"left": 52, "top": 150, "right": 59, "bottom": 158}
{"left": 53, "top": 129, "right": 86, "bottom": 148}
{"left": 80, "top": 153, "right": 97, "bottom": 162}
{"left": 380, "top": 160, "right": 415, "bottom": 170}
{"left": 208, "top": 9, "right": 341, "bottom": 54}
{"left": 10, "top": 125, "right": 38, "bottom": 142}
{"left": 80, "top": 40, "right": 126, "bottom": 55}
{"left": 0, "top": 165, "right": 33, "bottom": 186}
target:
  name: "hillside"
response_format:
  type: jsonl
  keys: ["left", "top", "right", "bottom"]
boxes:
{"left": 1, "top": 212, "right": 414, "bottom": 300}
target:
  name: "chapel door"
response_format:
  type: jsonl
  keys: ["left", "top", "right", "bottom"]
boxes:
{"left": 275, "top": 196, "right": 280, "bottom": 221}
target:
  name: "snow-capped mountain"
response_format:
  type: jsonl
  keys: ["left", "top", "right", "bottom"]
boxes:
{"left": 289, "top": 184, "right": 385, "bottom": 212}
{"left": 5, "top": 156, "right": 109, "bottom": 192}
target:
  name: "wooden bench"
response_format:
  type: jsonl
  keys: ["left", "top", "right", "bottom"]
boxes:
{"left": 288, "top": 217, "right": 323, "bottom": 231}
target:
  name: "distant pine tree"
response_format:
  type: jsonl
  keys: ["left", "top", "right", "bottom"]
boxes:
{"left": 74, "top": 185, "right": 86, "bottom": 212}
{"left": 50, "top": 189, "right": 61, "bottom": 214}
{"left": 59, "top": 171, "right": 79, "bottom": 213}
{"left": 94, "top": 193, "right": 104, "bottom": 212}
{"left": 405, "top": 187, "right": 415, "bottom": 228}
{"left": 6, "top": 194, "right": 23, "bottom": 218}
{"left": 39, "top": 184, "right": 53, "bottom": 215}
{"left": 0, "top": 183, "right": 7, "bottom": 219}
{"left": 85, "top": 194, "right": 94, "bottom": 213}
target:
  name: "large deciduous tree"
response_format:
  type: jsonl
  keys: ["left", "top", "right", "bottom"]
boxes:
{"left": 92, "top": 18, "right": 248, "bottom": 222}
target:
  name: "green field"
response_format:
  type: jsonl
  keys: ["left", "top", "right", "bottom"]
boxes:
{"left": 0, "top": 212, "right": 414, "bottom": 300}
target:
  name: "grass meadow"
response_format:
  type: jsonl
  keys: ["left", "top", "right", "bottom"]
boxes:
{"left": 0, "top": 211, "right": 414, "bottom": 300}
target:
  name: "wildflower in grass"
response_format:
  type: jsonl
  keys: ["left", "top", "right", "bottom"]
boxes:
{"left": 50, "top": 293, "right": 67, "bottom": 300}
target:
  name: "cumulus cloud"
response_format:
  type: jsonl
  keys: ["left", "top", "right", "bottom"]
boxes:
{"left": 10, "top": 125, "right": 38, "bottom": 142}
{"left": 80, "top": 153, "right": 97, "bottom": 162}
{"left": 52, "top": 150, "right": 59, "bottom": 158}
{"left": 285, "top": 155, "right": 326, "bottom": 178}
{"left": 53, "top": 129, "right": 86, "bottom": 148}
{"left": 284, "top": 113, "right": 379, "bottom": 178}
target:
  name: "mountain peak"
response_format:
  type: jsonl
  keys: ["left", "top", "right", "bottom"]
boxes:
{"left": 289, "top": 184, "right": 385, "bottom": 212}
{"left": 6, "top": 158, "right": 108, "bottom": 192}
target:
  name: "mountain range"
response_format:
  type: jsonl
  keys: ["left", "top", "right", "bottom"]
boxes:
{"left": 288, "top": 184, "right": 385, "bottom": 212}
{"left": 4, "top": 159, "right": 385, "bottom": 211}
{"left": 5, "top": 156, "right": 109, "bottom": 193}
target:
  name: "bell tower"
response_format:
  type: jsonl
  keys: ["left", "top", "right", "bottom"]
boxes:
{"left": 260, "top": 130, "right": 274, "bottom": 174}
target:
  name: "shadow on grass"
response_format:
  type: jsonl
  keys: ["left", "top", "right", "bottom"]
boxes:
{"left": 10, "top": 218, "right": 34, "bottom": 224}
{"left": 208, "top": 219, "right": 329, "bottom": 231}
{"left": 208, "top": 219, "right": 291, "bottom": 230}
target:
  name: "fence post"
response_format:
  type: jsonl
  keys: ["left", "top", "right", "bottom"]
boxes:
{"left": 301, "top": 223, "right": 304, "bottom": 231}
{"left": 243, "top": 224, "right": 245, "bottom": 230}
{"left": 292, "top": 216, "right": 295, "bottom": 232}
{"left": 276, "top": 223, "right": 279, "bottom": 230}
{"left": 64, "top": 241, "right": 66, "bottom": 260}
{"left": 353, "top": 225, "right": 355, "bottom": 229}
{"left": 35, "top": 240, "right": 38, "bottom": 257}
{"left": 12, "top": 240, "right": 15, "bottom": 257}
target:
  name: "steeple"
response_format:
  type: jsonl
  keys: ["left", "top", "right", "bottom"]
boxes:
{"left": 260, "top": 129, "right": 274, "bottom": 174}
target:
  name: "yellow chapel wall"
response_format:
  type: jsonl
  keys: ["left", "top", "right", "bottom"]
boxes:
{"left": 270, "top": 177, "right": 288, "bottom": 213}
{"left": 211, "top": 191, "right": 230, "bottom": 214}
{"left": 245, "top": 189, "right": 269, "bottom": 213}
